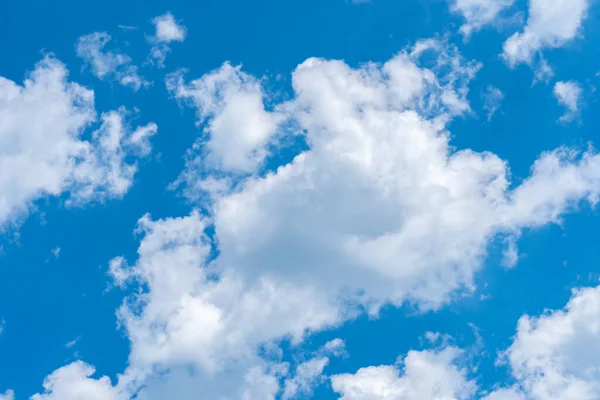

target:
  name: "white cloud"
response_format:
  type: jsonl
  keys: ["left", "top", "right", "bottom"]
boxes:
{"left": 35, "top": 39, "right": 600, "bottom": 399}
{"left": 282, "top": 357, "right": 329, "bottom": 399}
{"left": 0, "top": 57, "right": 157, "bottom": 228}
{"left": 481, "top": 389, "right": 527, "bottom": 400}
{"left": 554, "top": 80, "right": 583, "bottom": 122}
{"left": 76, "top": 32, "right": 148, "bottom": 90}
{"left": 67, "top": 109, "right": 158, "bottom": 205}
{"left": 503, "top": 0, "right": 590, "bottom": 67}
{"left": 166, "top": 62, "right": 285, "bottom": 197}
{"left": 51, "top": 247, "right": 61, "bottom": 258}
{"left": 482, "top": 85, "right": 504, "bottom": 121}
{"left": 533, "top": 57, "right": 554, "bottom": 84}
{"left": 485, "top": 285, "right": 600, "bottom": 400}
{"left": 65, "top": 337, "right": 80, "bottom": 349}
{"left": 332, "top": 283, "right": 600, "bottom": 400}
{"left": 152, "top": 12, "right": 186, "bottom": 43}
{"left": 322, "top": 338, "right": 348, "bottom": 358}
{"left": 211, "top": 42, "right": 600, "bottom": 311}
{"left": 331, "top": 347, "right": 477, "bottom": 399}
{"left": 501, "top": 237, "right": 519, "bottom": 268}
{"left": 31, "top": 362, "right": 120, "bottom": 400}
{"left": 104, "top": 211, "right": 340, "bottom": 399}
{"left": 146, "top": 13, "right": 186, "bottom": 68}
{"left": 0, "top": 390, "right": 14, "bottom": 400}
{"left": 450, "top": 0, "right": 515, "bottom": 36}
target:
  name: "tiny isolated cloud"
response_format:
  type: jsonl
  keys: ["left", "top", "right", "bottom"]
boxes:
{"left": 146, "top": 12, "right": 187, "bottom": 68}
{"left": 554, "top": 80, "right": 583, "bottom": 122}
{"left": 501, "top": 237, "right": 519, "bottom": 268}
{"left": 76, "top": 32, "right": 149, "bottom": 91}
{"left": 45, "top": 246, "right": 61, "bottom": 263}
{"left": 450, "top": 0, "right": 515, "bottom": 37}
{"left": 65, "top": 336, "right": 80, "bottom": 349}
{"left": 482, "top": 85, "right": 504, "bottom": 121}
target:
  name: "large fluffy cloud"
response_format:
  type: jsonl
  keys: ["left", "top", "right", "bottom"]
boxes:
{"left": 0, "top": 56, "right": 157, "bottom": 228}
{"left": 503, "top": 0, "right": 591, "bottom": 67}
{"left": 32, "top": 39, "right": 600, "bottom": 399}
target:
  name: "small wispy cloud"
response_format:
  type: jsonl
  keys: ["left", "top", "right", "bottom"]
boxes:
{"left": 482, "top": 85, "right": 504, "bottom": 121}
{"left": 554, "top": 80, "right": 583, "bottom": 123}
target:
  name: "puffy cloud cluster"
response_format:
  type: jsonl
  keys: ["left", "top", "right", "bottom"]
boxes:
{"left": 76, "top": 32, "right": 148, "bottom": 90}
{"left": 31, "top": 38, "right": 600, "bottom": 399}
{"left": 0, "top": 57, "right": 157, "bottom": 228}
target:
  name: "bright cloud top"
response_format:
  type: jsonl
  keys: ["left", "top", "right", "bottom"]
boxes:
{"left": 331, "top": 346, "right": 476, "bottom": 399}
{"left": 503, "top": 0, "right": 591, "bottom": 67}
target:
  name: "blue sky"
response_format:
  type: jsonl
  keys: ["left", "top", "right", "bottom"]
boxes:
{"left": 1, "top": 0, "right": 600, "bottom": 399}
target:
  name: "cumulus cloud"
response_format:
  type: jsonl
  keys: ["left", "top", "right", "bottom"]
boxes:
{"left": 166, "top": 62, "right": 285, "bottom": 199}
{"left": 30, "top": 362, "right": 120, "bottom": 400}
{"left": 485, "top": 285, "right": 600, "bottom": 399}
{"left": 0, "top": 391, "right": 14, "bottom": 400}
{"left": 449, "top": 0, "right": 515, "bottom": 36}
{"left": 554, "top": 80, "right": 583, "bottom": 122}
{"left": 0, "top": 56, "right": 157, "bottom": 228}
{"left": 503, "top": 0, "right": 591, "bottom": 67}
{"left": 146, "top": 12, "right": 186, "bottom": 68}
{"left": 35, "top": 39, "right": 600, "bottom": 399}
{"left": 76, "top": 32, "right": 148, "bottom": 90}
{"left": 331, "top": 347, "right": 477, "bottom": 399}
